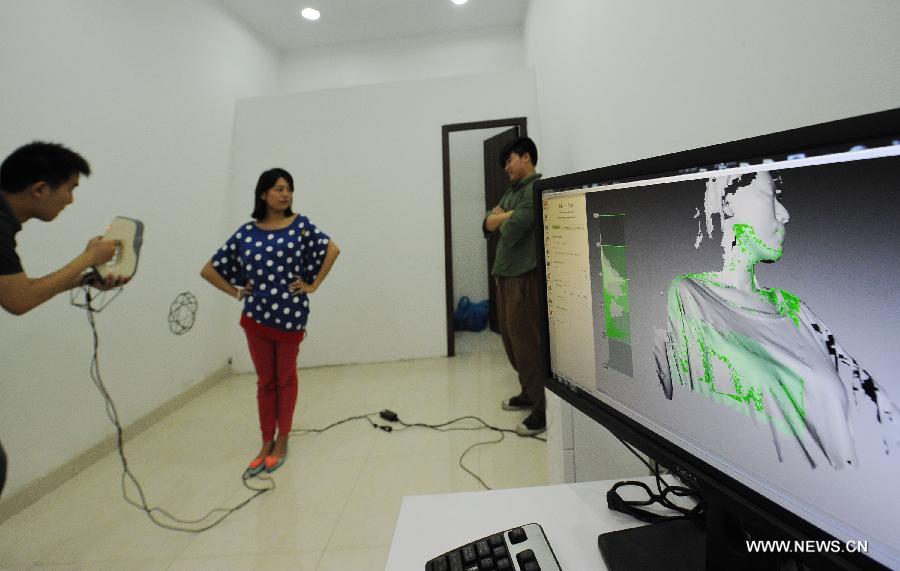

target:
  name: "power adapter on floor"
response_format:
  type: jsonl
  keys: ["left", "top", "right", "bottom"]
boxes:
{"left": 380, "top": 409, "right": 399, "bottom": 422}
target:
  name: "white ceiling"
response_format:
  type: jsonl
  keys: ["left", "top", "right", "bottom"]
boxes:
{"left": 219, "top": 0, "right": 530, "bottom": 51}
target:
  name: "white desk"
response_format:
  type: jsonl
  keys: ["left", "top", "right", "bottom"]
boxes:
{"left": 387, "top": 477, "right": 665, "bottom": 570}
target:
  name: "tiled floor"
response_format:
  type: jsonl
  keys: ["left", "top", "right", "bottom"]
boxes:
{"left": 0, "top": 331, "right": 547, "bottom": 570}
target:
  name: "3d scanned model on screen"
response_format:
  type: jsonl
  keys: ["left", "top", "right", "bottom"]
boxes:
{"left": 597, "top": 214, "right": 633, "bottom": 377}
{"left": 654, "top": 171, "right": 898, "bottom": 469}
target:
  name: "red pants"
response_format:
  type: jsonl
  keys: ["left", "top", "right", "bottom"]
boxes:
{"left": 243, "top": 325, "right": 304, "bottom": 441}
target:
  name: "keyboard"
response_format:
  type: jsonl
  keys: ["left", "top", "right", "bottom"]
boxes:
{"left": 426, "top": 523, "right": 562, "bottom": 571}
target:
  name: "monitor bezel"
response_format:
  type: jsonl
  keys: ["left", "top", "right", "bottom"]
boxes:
{"left": 534, "top": 106, "right": 900, "bottom": 570}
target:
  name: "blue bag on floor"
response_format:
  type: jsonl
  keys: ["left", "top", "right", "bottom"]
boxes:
{"left": 454, "top": 296, "right": 489, "bottom": 331}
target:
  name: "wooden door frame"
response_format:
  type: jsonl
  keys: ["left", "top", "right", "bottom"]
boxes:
{"left": 441, "top": 117, "right": 528, "bottom": 357}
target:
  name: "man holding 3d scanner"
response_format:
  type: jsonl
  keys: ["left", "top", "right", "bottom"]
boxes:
{"left": 0, "top": 141, "right": 130, "bottom": 497}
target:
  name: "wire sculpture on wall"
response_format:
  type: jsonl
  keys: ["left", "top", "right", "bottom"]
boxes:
{"left": 168, "top": 292, "right": 199, "bottom": 335}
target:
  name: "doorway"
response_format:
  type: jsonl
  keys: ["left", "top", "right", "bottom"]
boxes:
{"left": 442, "top": 118, "right": 528, "bottom": 357}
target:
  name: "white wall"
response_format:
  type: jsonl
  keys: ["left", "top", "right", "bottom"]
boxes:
{"left": 449, "top": 127, "right": 510, "bottom": 307}
{"left": 525, "top": 0, "right": 900, "bottom": 178}
{"left": 523, "top": 0, "right": 900, "bottom": 482}
{"left": 279, "top": 28, "right": 524, "bottom": 94}
{"left": 0, "top": 0, "right": 278, "bottom": 498}
{"left": 226, "top": 71, "right": 539, "bottom": 371}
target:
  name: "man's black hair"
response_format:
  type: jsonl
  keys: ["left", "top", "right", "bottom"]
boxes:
{"left": 499, "top": 136, "right": 538, "bottom": 168}
{"left": 0, "top": 141, "right": 91, "bottom": 193}
{"left": 251, "top": 168, "right": 295, "bottom": 220}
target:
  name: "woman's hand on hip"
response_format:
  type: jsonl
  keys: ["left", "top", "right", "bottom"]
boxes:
{"left": 290, "top": 279, "right": 317, "bottom": 294}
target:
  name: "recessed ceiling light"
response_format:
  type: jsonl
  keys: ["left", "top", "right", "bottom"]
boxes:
{"left": 451, "top": 0, "right": 469, "bottom": 5}
{"left": 300, "top": 7, "right": 320, "bottom": 21}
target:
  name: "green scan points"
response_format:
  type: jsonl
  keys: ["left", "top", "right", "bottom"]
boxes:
{"left": 733, "top": 223, "right": 783, "bottom": 260}
{"left": 600, "top": 245, "right": 631, "bottom": 343}
{"left": 667, "top": 280, "right": 807, "bottom": 436}
{"left": 679, "top": 271, "right": 803, "bottom": 330}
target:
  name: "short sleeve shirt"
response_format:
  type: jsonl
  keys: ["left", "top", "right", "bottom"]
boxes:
{"left": 210, "top": 214, "right": 330, "bottom": 332}
{"left": 0, "top": 193, "right": 24, "bottom": 276}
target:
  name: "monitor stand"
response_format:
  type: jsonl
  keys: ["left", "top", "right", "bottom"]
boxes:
{"left": 597, "top": 518, "right": 706, "bottom": 571}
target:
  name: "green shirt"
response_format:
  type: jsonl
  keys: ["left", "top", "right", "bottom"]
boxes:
{"left": 486, "top": 173, "right": 541, "bottom": 277}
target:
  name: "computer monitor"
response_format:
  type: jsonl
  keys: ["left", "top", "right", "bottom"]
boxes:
{"left": 536, "top": 108, "right": 900, "bottom": 570}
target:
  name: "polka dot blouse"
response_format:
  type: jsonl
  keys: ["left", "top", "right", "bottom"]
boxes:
{"left": 210, "top": 214, "right": 330, "bottom": 332}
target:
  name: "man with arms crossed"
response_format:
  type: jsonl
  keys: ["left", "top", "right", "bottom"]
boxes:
{"left": 484, "top": 136, "right": 547, "bottom": 436}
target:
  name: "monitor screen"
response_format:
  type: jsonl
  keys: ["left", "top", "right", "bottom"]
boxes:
{"left": 539, "top": 117, "right": 900, "bottom": 569}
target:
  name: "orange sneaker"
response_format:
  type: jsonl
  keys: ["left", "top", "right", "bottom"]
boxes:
{"left": 245, "top": 455, "right": 266, "bottom": 477}
{"left": 264, "top": 453, "right": 287, "bottom": 473}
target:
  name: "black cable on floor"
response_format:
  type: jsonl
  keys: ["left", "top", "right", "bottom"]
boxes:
{"left": 78, "top": 285, "right": 274, "bottom": 532}
{"left": 398, "top": 415, "right": 546, "bottom": 490}
{"left": 291, "top": 412, "right": 546, "bottom": 491}
{"left": 290, "top": 413, "right": 382, "bottom": 434}
{"left": 73, "top": 283, "right": 545, "bottom": 526}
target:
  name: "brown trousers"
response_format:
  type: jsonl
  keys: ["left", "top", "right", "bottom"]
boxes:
{"left": 495, "top": 269, "right": 547, "bottom": 411}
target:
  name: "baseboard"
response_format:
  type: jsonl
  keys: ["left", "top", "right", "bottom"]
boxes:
{"left": 0, "top": 364, "right": 231, "bottom": 524}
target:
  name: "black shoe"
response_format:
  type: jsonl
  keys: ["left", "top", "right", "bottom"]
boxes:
{"left": 502, "top": 394, "right": 532, "bottom": 411}
{"left": 516, "top": 410, "right": 546, "bottom": 436}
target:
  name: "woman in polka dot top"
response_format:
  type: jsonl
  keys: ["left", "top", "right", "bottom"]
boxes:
{"left": 201, "top": 168, "right": 340, "bottom": 475}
